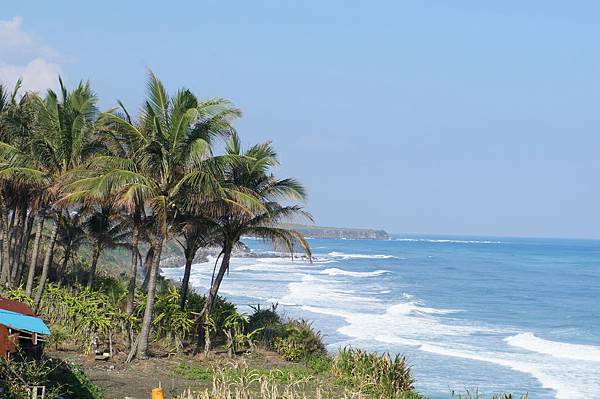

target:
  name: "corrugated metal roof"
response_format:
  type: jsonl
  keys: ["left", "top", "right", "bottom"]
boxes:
{"left": 0, "top": 309, "right": 51, "bottom": 335}
{"left": 0, "top": 298, "right": 35, "bottom": 316}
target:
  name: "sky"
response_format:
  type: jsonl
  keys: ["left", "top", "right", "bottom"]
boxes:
{"left": 2, "top": 1, "right": 600, "bottom": 239}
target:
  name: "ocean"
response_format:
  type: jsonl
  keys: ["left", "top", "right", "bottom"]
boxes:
{"left": 160, "top": 235, "right": 600, "bottom": 399}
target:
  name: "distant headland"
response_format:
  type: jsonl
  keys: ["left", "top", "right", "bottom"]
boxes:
{"left": 281, "top": 224, "right": 390, "bottom": 240}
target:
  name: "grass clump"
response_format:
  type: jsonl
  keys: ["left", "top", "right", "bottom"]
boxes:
{"left": 332, "top": 347, "right": 422, "bottom": 399}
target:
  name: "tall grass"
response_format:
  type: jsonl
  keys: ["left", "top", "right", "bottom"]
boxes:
{"left": 452, "top": 391, "right": 529, "bottom": 399}
{"left": 173, "top": 362, "right": 365, "bottom": 399}
{"left": 332, "top": 347, "right": 420, "bottom": 399}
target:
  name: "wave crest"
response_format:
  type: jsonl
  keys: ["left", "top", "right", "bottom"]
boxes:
{"left": 320, "top": 268, "right": 390, "bottom": 277}
{"left": 504, "top": 332, "right": 600, "bottom": 362}
{"left": 328, "top": 251, "right": 397, "bottom": 259}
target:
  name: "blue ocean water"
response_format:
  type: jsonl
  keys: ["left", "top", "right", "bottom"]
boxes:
{"left": 161, "top": 236, "right": 600, "bottom": 399}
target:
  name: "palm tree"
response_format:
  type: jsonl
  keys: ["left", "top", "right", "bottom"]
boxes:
{"left": 55, "top": 210, "right": 87, "bottom": 282}
{"left": 171, "top": 212, "right": 219, "bottom": 309}
{"left": 0, "top": 80, "right": 44, "bottom": 290}
{"left": 64, "top": 71, "right": 240, "bottom": 359}
{"left": 196, "top": 134, "right": 312, "bottom": 353}
{"left": 83, "top": 203, "right": 130, "bottom": 287}
{"left": 29, "top": 78, "right": 99, "bottom": 309}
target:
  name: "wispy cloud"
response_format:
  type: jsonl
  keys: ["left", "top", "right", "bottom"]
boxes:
{"left": 0, "top": 16, "right": 62, "bottom": 93}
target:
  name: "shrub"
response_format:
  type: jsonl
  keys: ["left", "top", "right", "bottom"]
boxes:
{"left": 273, "top": 319, "right": 326, "bottom": 361}
{"left": 0, "top": 357, "right": 61, "bottom": 399}
{"left": 332, "top": 347, "right": 418, "bottom": 399}
{"left": 248, "top": 304, "right": 288, "bottom": 346}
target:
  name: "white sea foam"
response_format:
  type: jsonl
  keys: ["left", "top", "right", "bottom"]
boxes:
{"left": 302, "top": 300, "right": 478, "bottom": 347}
{"left": 320, "top": 268, "right": 391, "bottom": 277}
{"left": 395, "top": 238, "right": 501, "bottom": 244}
{"left": 281, "top": 274, "right": 381, "bottom": 307}
{"left": 419, "top": 343, "right": 598, "bottom": 399}
{"left": 161, "top": 245, "right": 598, "bottom": 399}
{"left": 328, "top": 251, "right": 397, "bottom": 259}
{"left": 505, "top": 332, "right": 600, "bottom": 362}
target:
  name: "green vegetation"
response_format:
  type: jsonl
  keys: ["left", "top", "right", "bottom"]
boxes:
{"left": 0, "top": 76, "right": 530, "bottom": 399}
{"left": 0, "top": 73, "right": 310, "bottom": 361}
{"left": 0, "top": 356, "right": 103, "bottom": 399}
{"left": 4, "top": 277, "right": 242, "bottom": 357}
{"left": 332, "top": 347, "right": 419, "bottom": 399}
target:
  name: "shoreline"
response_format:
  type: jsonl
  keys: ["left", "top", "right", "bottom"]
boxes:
{"left": 159, "top": 239, "right": 600, "bottom": 399}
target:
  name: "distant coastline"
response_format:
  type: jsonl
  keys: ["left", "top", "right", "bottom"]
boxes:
{"left": 280, "top": 223, "right": 389, "bottom": 240}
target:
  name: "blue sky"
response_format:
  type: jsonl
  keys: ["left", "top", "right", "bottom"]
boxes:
{"left": 2, "top": 1, "right": 600, "bottom": 238}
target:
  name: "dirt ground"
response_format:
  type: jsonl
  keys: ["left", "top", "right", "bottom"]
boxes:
{"left": 49, "top": 348, "right": 293, "bottom": 399}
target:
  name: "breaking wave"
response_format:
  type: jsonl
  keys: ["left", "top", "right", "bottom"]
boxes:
{"left": 320, "top": 268, "right": 391, "bottom": 277}
{"left": 328, "top": 251, "right": 397, "bottom": 259}
{"left": 504, "top": 332, "right": 600, "bottom": 362}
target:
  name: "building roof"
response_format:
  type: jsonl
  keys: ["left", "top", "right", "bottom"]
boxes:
{"left": 0, "top": 309, "right": 51, "bottom": 335}
{"left": 0, "top": 298, "right": 35, "bottom": 316}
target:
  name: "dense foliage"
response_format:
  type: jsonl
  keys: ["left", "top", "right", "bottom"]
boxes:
{"left": 0, "top": 73, "right": 311, "bottom": 359}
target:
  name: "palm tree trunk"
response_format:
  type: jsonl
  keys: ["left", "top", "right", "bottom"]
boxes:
{"left": 34, "top": 219, "right": 59, "bottom": 311}
{"left": 201, "top": 241, "right": 232, "bottom": 353}
{"left": 135, "top": 237, "right": 163, "bottom": 359}
{"left": 142, "top": 246, "right": 154, "bottom": 291}
{"left": 11, "top": 207, "right": 29, "bottom": 285}
{"left": 179, "top": 251, "right": 194, "bottom": 310}
{"left": 124, "top": 226, "right": 139, "bottom": 349}
{"left": 14, "top": 209, "right": 34, "bottom": 286}
{"left": 87, "top": 242, "right": 102, "bottom": 288}
{"left": 26, "top": 211, "right": 45, "bottom": 297}
{"left": 1, "top": 203, "right": 12, "bottom": 286}
{"left": 59, "top": 244, "right": 72, "bottom": 284}
{"left": 126, "top": 226, "right": 139, "bottom": 315}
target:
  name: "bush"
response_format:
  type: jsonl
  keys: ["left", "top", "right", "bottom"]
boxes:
{"left": 332, "top": 347, "right": 419, "bottom": 399}
{"left": 0, "top": 357, "right": 61, "bottom": 399}
{"left": 248, "top": 304, "right": 288, "bottom": 346}
{"left": 0, "top": 355, "right": 103, "bottom": 399}
{"left": 273, "top": 319, "right": 326, "bottom": 361}
{"left": 247, "top": 304, "right": 326, "bottom": 362}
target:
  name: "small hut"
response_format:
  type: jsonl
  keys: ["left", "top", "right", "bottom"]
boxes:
{"left": 0, "top": 298, "right": 51, "bottom": 359}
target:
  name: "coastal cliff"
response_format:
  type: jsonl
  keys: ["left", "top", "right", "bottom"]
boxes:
{"left": 281, "top": 224, "right": 389, "bottom": 240}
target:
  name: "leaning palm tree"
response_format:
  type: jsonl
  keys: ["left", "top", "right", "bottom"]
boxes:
{"left": 63, "top": 71, "right": 241, "bottom": 359}
{"left": 195, "top": 133, "right": 312, "bottom": 353}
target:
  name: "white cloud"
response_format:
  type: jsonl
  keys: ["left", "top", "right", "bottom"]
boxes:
{"left": 0, "top": 16, "right": 62, "bottom": 94}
